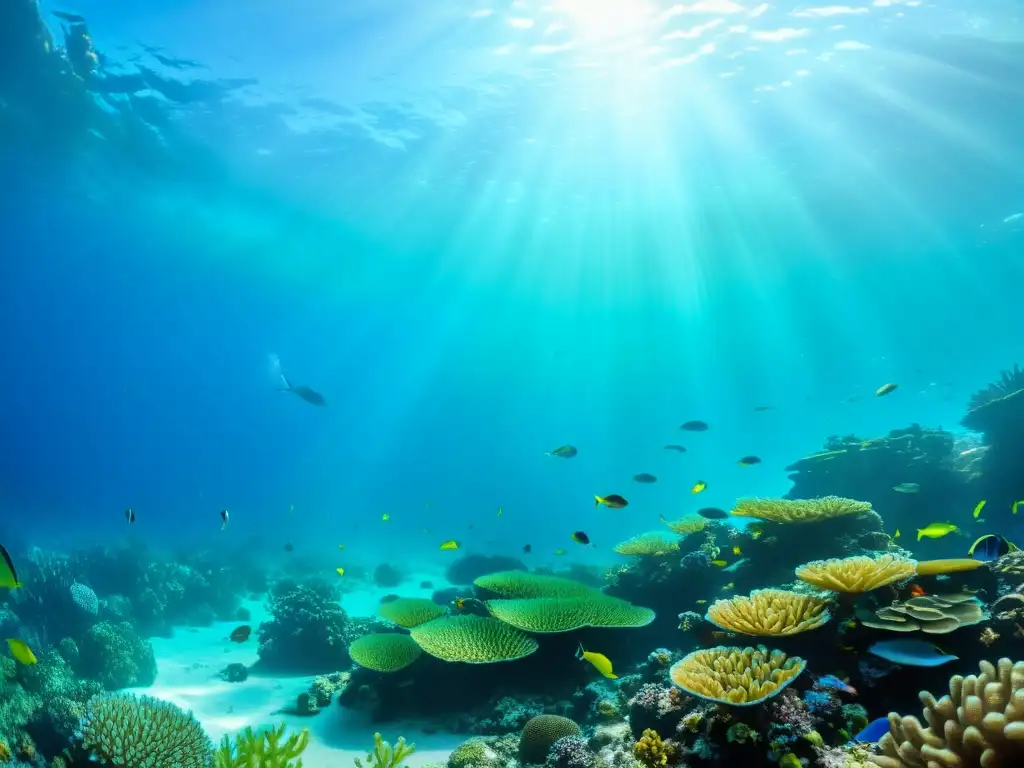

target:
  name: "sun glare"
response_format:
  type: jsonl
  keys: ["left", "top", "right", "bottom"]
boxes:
{"left": 551, "top": 0, "right": 656, "bottom": 43}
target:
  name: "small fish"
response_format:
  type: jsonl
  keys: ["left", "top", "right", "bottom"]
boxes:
{"left": 711, "top": 559, "right": 728, "bottom": 567}
{"left": 284, "top": 542, "right": 294, "bottom": 552}
{"left": 721, "top": 582, "right": 734, "bottom": 590}
{"left": 917, "top": 522, "right": 959, "bottom": 541}
{"left": 496, "top": 507, "right": 503, "bottom": 517}
{"left": 695, "top": 599, "right": 707, "bottom": 605}
{"left": 875, "top": 382, "right": 898, "bottom": 397}
{"left": 220, "top": 509, "right": 229, "bottom": 530}
{"left": 594, "top": 494, "right": 628, "bottom": 509}
{"left": 839, "top": 645, "right": 857, "bottom": 653}
{"left": 909, "top": 584, "right": 926, "bottom": 597}
{"left": 633, "top": 473, "right": 657, "bottom": 484}
{"left": 338, "top": 544, "right": 345, "bottom": 550}
{"left": 748, "top": 525, "right": 764, "bottom": 540}
{"left": 523, "top": 544, "right": 532, "bottom": 554}
{"left": 973, "top": 500, "right": 987, "bottom": 519}
{"left": 125, "top": 507, "right": 136, "bottom": 524}
{"left": 278, "top": 373, "right": 326, "bottom": 406}
{"left": 571, "top": 531, "right": 591, "bottom": 545}
{"left": 697, "top": 507, "right": 728, "bottom": 520}
{"left": 336, "top": 567, "right": 345, "bottom": 577}
{"left": 893, "top": 528, "right": 901, "bottom": 541}
{"left": 868, "top": 639, "right": 957, "bottom": 667}
{"left": 731, "top": 546, "right": 741, "bottom": 556}
{"left": 455, "top": 598, "right": 466, "bottom": 610}
{"left": 893, "top": 483, "right": 920, "bottom": 493}
{"left": 968, "top": 533, "right": 1017, "bottom": 561}
{"left": 439, "top": 540, "right": 460, "bottom": 551}
{"left": 753, "top": 405, "right": 775, "bottom": 412}
{"left": 553, "top": 549, "right": 567, "bottom": 556}
{"left": 737, "top": 456, "right": 761, "bottom": 467}
{"left": 6, "top": 638, "right": 37, "bottom": 665}
{"left": 382, "top": 513, "right": 391, "bottom": 522}
{"left": 854, "top": 716, "right": 891, "bottom": 744}
{"left": 0, "top": 545, "right": 21, "bottom": 589}
{"left": 229, "top": 625, "right": 252, "bottom": 643}
{"left": 576, "top": 644, "right": 618, "bottom": 679}
{"left": 817, "top": 674, "right": 857, "bottom": 696}
{"left": 1014, "top": 500, "right": 1024, "bottom": 515}
{"left": 691, "top": 481, "right": 707, "bottom": 494}
{"left": 663, "top": 444, "right": 687, "bottom": 453}
{"left": 546, "top": 445, "right": 578, "bottom": 458}
{"left": 680, "top": 420, "right": 709, "bottom": 432}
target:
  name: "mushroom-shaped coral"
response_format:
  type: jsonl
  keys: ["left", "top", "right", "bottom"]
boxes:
{"left": 867, "top": 657, "right": 1024, "bottom": 767}
{"left": 796, "top": 554, "right": 916, "bottom": 593}
{"left": 659, "top": 516, "right": 707, "bottom": 536}
{"left": 409, "top": 615, "right": 538, "bottom": 663}
{"left": 731, "top": 496, "right": 872, "bottom": 523}
{"left": 861, "top": 593, "right": 985, "bottom": 635}
{"left": 473, "top": 571, "right": 597, "bottom": 598}
{"left": 669, "top": 645, "right": 806, "bottom": 707}
{"left": 706, "top": 589, "right": 831, "bottom": 637}
{"left": 485, "top": 595, "right": 655, "bottom": 633}
{"left": 614, "top": 532, "right": 680, "bottom": 557}
{"left": 349, "top": 634, "right": 423, "bottom": 672}
{"left": 377, "top": 598, "right": 446, "bottom": 628}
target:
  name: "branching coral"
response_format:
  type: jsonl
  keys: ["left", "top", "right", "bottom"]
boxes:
{"left": 354, "top": 733, "right": 415, "bottom": 768}
{"left": 669, "top": 645, "right": 806, "bottom": 707}
{"left": 731, "top": 496, "right": 872, "bottom": 523}
{"left": 706, "top": 589, "right": 831, "bottom": 637}
{"left": 473, "top": 571, "right": 597, "bottom": 598}
{"left": 485, "top": 595, "right": 655, "bottom": 633}
{"left": 796, "top": 554, "right": 915, "bottom": 593}
{"left": 216, "top": 723, "right": 309, "bottom": 768}
{"left": 868, "top": 657, "right": 1024, "bottom": 767}
{"left": 409, "top": 615, "right": 538, "bottom": 663}
{"left": 633, "top": 728, "right": 676, "bottom": 768}
{"left": 614, "top": 532, "right": 680, "bottom": 557}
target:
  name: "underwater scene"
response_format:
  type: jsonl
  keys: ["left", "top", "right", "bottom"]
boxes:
{"left": 3, "top": 0, "right": 1024, "bottom": 767}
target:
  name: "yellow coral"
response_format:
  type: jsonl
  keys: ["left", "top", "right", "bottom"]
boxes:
{"left": 614, "top": 532, "right": 680, "bottom": 556}
{"left": 660, "top": 516, "right": 707, "bottom": 536}
{"left": 796, "top": 554, "right": 915, "bottom": 593}
{"left": 0, "top": 740, "right": 10, "bottom": 762}
{"left": 731, "top": 496, "right": 872, "bottom": 523}
{"left": 669, "top": 645, "right": 805, "bottom": 707}
{"left": 633, "top": 729, "right": 676, "bottom": 768}
{"left": 706, "top": 589, "right": 831, "bottom": 637}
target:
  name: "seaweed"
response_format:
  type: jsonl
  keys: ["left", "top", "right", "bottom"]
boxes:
{"left": 353, "top": 733, "right": 416, "bottom": 768}
{"left": 215, "top": 723, "right": 309, "bottom": 768}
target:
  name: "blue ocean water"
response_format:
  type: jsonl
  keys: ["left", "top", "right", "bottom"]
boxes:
{"left": 2, "top": 0, "right": 1024, "bottom": 571}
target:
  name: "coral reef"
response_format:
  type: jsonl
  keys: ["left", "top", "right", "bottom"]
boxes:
{"left": 409, "top": 616, "right": 538, "bottom": 663}
{"left": 732, "top": 496, "right": 873, "bottom": 523}
{"left": 669, "top": 645, "right": 805, "bottom": 706}
{"left": 256, "top": 578, "right": 349, "bottom": 673}
{"left": 706, "top": 589, "right": 831, "bottom": 636}
{"left": 519, "top": 715, "right": 582, "bottom": 764}
{"left": 77, "top": 621, "right": 157, "bottom": 690}
{"left": 474, "top": 572, "right": 597, "bottom": 599}
{"left": 614, "top": 533, "right": 680, "bottom": 557}
{"left": 378, "top": 598, "right": 447, "bottom": 628}
{"left": 796, "top": 554, "right": 916, "bottom": 593}
{"left": 485, "top": 595, "right": 655, "bottom": 633}
{"left": 350, "top": 634, "right": 423, "bottom": 672}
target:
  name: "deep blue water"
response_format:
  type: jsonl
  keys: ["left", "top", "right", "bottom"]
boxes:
{"left": 2, "top": 0, "right": 1024, "bottom": 570}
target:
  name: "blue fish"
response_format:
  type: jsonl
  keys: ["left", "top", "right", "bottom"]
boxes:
{"left": 854, "top": 716, "right": 891, "bottom": 744}
{"left": 817, "top": 674, "right": 857, "bottom": 695}
{"left": 868, "top": 639, "right": 958, "bottom": 667}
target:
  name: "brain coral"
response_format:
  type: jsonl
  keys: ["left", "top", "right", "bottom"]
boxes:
{"left": 669, "top": 645, "right": 806, "bottom": 707}
{"left": 519, "top": 715, "right": 582, "bottom": 764}
{"left": 473, "top": 571, "right": 597, "bottom": 598}
{"left": 485, "top": 595, "right": 655, "bottom": 633}
{"left": 349, "top": 634, "right": 423, "bottom": 672}
{"left": 706, "top": 589, "right": 831, "bottom": 637}
{"left": 868, "top": 657, "right": 1024, "bottom": 767}
{"left": 409, "top": 615, "right": 538, "bottom": 663}
{"left": 731, "top": 496, "right": 872, "bottom": 523}
{"left": 613, "top": 532, "right": 680, "bottom": 556}
{"left": 70, "top": 583, "right": 99, "bottom": 616}
{"left": 796, "top": 554, "right": 916, "bottom": 593}
{"left": 377, "top": 598, "right": 446, "bottom": 628}
{"left": 76, "top": 693, "right": 212, "bottom": 768}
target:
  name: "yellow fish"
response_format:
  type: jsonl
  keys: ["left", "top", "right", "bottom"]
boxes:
{"left": 381, "top": 513, "right": 390, "bottom": 522}
{"left": 711, "top": 559, "right": 728, "bottom": 567}
{"left": 748, "top": 526, "right": 764, "bottom": 541}
{"left": 496, "top": 507, "right": 503, "bottom": 517}
{"left": 6, "top": 638, "right": 37, "bottom": 665}
{"left": 917, "top": 522, "right": 960, "bottom": 541}
{"left": 553, "top": 549, "right": 567, "bottom": 556}
{"left": 973, "top": 500, "right": 986, "bottom": 519}
{"left": 691, "top": 481, "right": 707, "bottom": 494}
{"left": 338, "top": 544, "right": 345, "bottom": 550}
{"left": 0, "top": 545, "right": 21, "bottom": 589}
{"left": 576, "top": 644, "right": 618, "bottom": 679}
{"left": 1014, "top": 501, "right": 1023, "bottom": 515}
{"left": 335, "top": 567, "right": 345, "bottom": 577}
{"left": 695, "top": 599, "right": 707, "bottom": 605}
{"left": 721, "top": 582, "right": 734, "bottom": 590}
{"left": 455, "top": 598, "right": 466, "bottom": 610}
{"left": 439, "top": 540, "right": 460, "bottom": 551}
{"left": 893, "top": 528, "right": 901, "bottom": 541}
{"left": 731, "top": 546, "right": 741, "bottom": 556}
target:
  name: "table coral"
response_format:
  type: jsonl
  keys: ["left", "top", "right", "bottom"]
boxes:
{"left": 706, "top": 589, "right": 831, "bottom": 637}
{"left": 796, "top": 555, "right": 915, "bottom": 594}
{"left": 669, "top": 645, "right": 805, "bottom": 707}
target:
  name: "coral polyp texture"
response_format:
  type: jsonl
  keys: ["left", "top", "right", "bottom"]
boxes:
{"left": 868, "top": 657, "right": 1024, "bottom": 767}
{"left": 377, "top": 597, "right": 447, "bottom": 628}
{"left": 485, "top": 595, "right": 655, "bottom": 633}
{"left": 408, "top": 615, "right": 538, "bottom": 663}
{"left": 706, "top": 589, "right": 831, "bottom": 637}
{"left": 861, "top": 592, "right": 985, "bottom": 635}
{"left": 472, "top": 571, "right": 597, "bottom": 598}
{"left": 349, "top": 634, "right": 423, "bottom": 672}
{"left": 659, "top": 515, "right": 707, "bottom": 536}
{"left": 613, "top": 532, "right": 680, "bottom": 556}
{"left": 795, "top": 554, "right": 916, "bottom": 593}
{"left": 731, "top": 496, "right": 872, "bottom": 523}
{"left": 668, "top": 645, "right": 806, "bottom": 707}
{"left": 518, "top": 715, "right": 583, "bottom": 764}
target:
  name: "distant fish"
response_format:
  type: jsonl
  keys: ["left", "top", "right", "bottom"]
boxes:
{"left": 893, "top": 528, "right": 901, "bottom": 541}
{"left": 229, "top": 625, "right": 252, "bottom": 643}
{"left": 571, "top": 531, "right": 590, "bottom": 545}
{"left": 125, "top": 507, "right": 136, "bottom": 524}
{"left": 6, "top": 638, "right": 37, "bottom": 665}
{"left": 336, "top": 567, "right": 345, "bottom": 577}
{"left": 691, "top": 481, "right": 707, "bottom": 494}
{"left": 710, "top": 559, "right": 728, "bottom": 567}
{"left": 576, "top": 644, "right": 617, "bottom": 679}
{"left": 737, "top": 456, "right": 761, "bottom": 467}
{"left": 868, "top": 639, "right": 957, "bottom": 667}
{"left": 0, "top": 545, "right": 21, "bottom": 589}
{"left": 680, "top": 420, "right": 709, "bottom": 432}
{"left": 553, "top": 549, "right": 567, "bottom": 556}
{"left": 546, "top": 445, "right": 578, "bottom": 458}
{"left": 875, "top": 383, "right": 899, "bottom": 397}
{"left": 633, "top": 473, "right": 657, "bottom": 484}
{"left": 220, "top": 509, "right": 229, "bottom": 530}
{"left": 968, "top": 533, "right": 1017, "bottom": 561}
{"left": 973, "top": 500, "right": 987, "bottom": 519}
{"left": 523, "top": 544, "right": 532, "bottom": 554}
{"left": 53, "top": 10, "right": 87, "bottom": 22}
{"left": 817, "top": 674, "right": 857, "bottom": 696}
{"left": 753, "top": 405, "right": 775, "bottom": 412}
{"left": 595, "top": 494, "right": 628, "bottom": 509}
{"left": 275, "top": 357, "right": 326, "bottom": 406}
{"left": 496, "top": 506, "right": 503, "bottom": 517}
{"left": 1014, "top": 500, "right": 1024, "bottom": 515}
{"left": 283, "top": 542, "right": 294, "bottom": 552}
{"left": 663, "top": 444, "right": 687, "bottom": 453}
{"left": 909, "top": 584, "right": 926, "bottom": 597}
{"left": 854, "top": 716, "right": 891, "bottom": 744}
{"left": 698, "top": 507, "right": 728, "bottom": 520}
{"left": 917, "top": 522, "right": 959, "bottom": 540}
{"left": 382, "top": 513, "right": 390, "bottom": 522}
{"left": 439, "top": 540, "right": 460, "bottom": 551}
{"left": 893, "top": 483, "right": 920, "bottom": 493}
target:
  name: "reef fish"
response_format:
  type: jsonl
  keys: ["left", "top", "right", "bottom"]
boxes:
{"left": 277, "top": 369, "right": 326, "bottom": 406}
{"left": 0, "top": 544, "right": 22, "bottom": 589}
{"left": 875, "top": 382, "right": 898, "bottom": 397}
{"left": 6, "top": 639, "right": 37, "bottom": 665}
{"left": 125, "top": 507, "right": 136, "bottom": 524}
{"left": 633, "top": 473, "right": 657, "bottom": 483}
{"left": 968, "top": 533, "right": 1017, "bottom": 561}
{"left": 917, "top": 522, "right": 959, "bottom": 540}
{"left": 576, "top": 644, "right": 618, "bottom": 679}
{"left": 973, "top": 500, "right": 987, "bottom": 519}
{"left": 336, "top": 567, "right": 345, "bottom": 576}
{"left": 220, "top": 509, "right": 230, "bottom": 530}
{"left": 571, "top": 531, "right": 590, "bottom": 545}
{"left": 868, "top": 639, "right": 958, "bottom": 667}
{"left": 594, "top": 494, "right": 628, "bottom": 509}
{"left": 680, "top": 420, "right": 709, "bottom": 432}
{"left": 817, "top": 674, "right": 857, "bottom": 696}
{"left": 546, "top": 445, "right": 577, "bottom": 458}
{"left": 854, "top": 716, "right": 891, "bottom": 744}
{"left": 663, "top": 444, "right": 687, "bottom": 453}
{"left": 1014, "top": 500, "right": 1024, "bottom": 515}
{"left": 737, "top": 456, "right": 762, "bottom": 466}
{"left": 229, "top": 625, "right": 251, "bottom": 643}
{"left": 691, "top": 481, "right": 707, "bottom": 494}
{"left": 893, "top": 483, "right": 920, "bottom": 493}
{"left": 439, "top": 540, "right": 460, "bottom": 551}
{"left": 697, "top": 507, "right": 728, "bottom": 520}
{"left": 523, "top": 544, "right": 532, "bottom": 554}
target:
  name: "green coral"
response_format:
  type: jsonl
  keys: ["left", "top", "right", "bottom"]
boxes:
{"left": 778, "top": 755, "right": 801, "bottom": 768}
{"left": 485, "top": 595, "right": 655, "bottom": 633}
{"left": 354, "top": 733, "right": 416, "bottom": 768}
{"left": 78, "top": 621, "right": 157, "bottom": 690}
{"left": 378, "top": 598, "right": 446, "bottom": 628}
{"left": 350, "top": 634, "right": 422, "bottom": 672}
{"left": 410, "top": 616, "right": 538, "bottom": 663}
{"left": 215, "top": 723, "right": 309, "bottom": 767}
{"left": 447, "top": 738, "right": 497, "bottom": 768}
{"left": 472, "top": 572, "right": 597, "bottom": 598}
{"left": 519, "top": 715, "right": 582, "bottom": 764}
{"left": 258, "top": 579, "right": 350, "bottom": 673}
